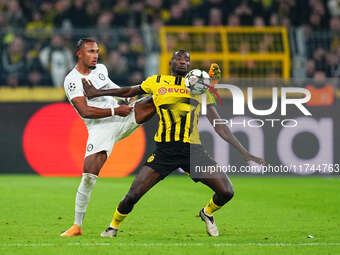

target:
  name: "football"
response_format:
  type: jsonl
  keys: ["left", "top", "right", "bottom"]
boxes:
{"left": 185, "top": 69, "right": 210, "bottom": 95}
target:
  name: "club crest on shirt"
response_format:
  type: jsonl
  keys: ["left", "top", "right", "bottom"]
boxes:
{"left": 87, "top": 144, "right": 94, "bottom": 152}
{"left": 158, "top": 87, "right": 167, "bottom": 95}
{"left": 68, "top": 82, "right": 76, "bottom": 92}
{"left": 98, "top": 73, "right": 105, "bottom": 80}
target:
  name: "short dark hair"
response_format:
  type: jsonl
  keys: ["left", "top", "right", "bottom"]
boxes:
{"left": 172, "top": 49, "right": 190, "bottom": 59}
{"left": 76, "top": 38, "right": 97, "bottom": 52}
{"left": 75, "top": 38, "right": 96, "bottom": 60}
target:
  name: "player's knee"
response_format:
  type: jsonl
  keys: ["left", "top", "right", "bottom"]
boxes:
{"left": 79, "top": 173, "right": 97, "bottom": 191}
{"left": 219, "top": 185, "right": 234, "bottom": 203}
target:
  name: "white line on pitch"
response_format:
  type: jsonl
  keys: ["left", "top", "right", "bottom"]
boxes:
{"left": 1, "top": 242, "right": 340, "bottom": 247}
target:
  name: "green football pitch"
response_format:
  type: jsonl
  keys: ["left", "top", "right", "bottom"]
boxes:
{"left": 0, "top": 175, "right": 339, "bottom": 255}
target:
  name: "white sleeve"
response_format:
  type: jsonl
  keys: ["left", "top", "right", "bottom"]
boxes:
{"left": 64, "top": 76, "right": 84, "bottom": 100}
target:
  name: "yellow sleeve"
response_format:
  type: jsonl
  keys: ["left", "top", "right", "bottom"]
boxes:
{"left": 206, "top": 91, "right": 216, "bottom": 105}
{"left": 140, "top": 75, "right": 157, "bottom": 94}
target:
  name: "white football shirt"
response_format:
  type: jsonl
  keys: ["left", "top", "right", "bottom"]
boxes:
{"left": 64, "top": 64, "right": 120, "bottom": 128}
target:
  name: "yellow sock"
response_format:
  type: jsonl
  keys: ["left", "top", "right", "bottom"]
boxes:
{"left": 110, "top": 209, "right": 128, "bottom": 229}
{"left": 204, "top": 198, "right": 222, "bottom": 216}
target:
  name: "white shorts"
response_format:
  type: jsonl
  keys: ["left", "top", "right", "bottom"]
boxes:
{"left": 85, "top": 112, "right": 140, "bottom": 158}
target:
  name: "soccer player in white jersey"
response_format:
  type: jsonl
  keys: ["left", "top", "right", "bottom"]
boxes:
{"left": 60, "top": 38, "right": 155, "bottom": 237}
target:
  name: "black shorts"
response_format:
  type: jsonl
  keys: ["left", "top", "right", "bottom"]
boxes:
{"left": 145, "top": 142, "right": 217, "bottom": 180}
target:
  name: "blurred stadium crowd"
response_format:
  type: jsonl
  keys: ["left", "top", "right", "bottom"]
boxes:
{"left": 0, "top": 0, "right": 340, "bottom": 87}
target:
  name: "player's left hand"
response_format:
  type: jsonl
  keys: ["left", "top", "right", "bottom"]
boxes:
{"left": 243, "top": 153, "right": 265, "bottom": 165}
{"left": 82, "top": 78, "right": 99, "bottom": 99}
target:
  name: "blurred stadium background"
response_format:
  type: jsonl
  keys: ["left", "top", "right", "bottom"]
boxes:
{"left": 0, "top": 0, "right": 339, "bottom": 177}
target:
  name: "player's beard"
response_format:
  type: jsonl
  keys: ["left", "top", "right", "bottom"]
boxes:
{"left": 175, "top": 68, "right": 188, "bottom": 76}
{"left": 89, "top": 65, "right": 96, "bottom": 70}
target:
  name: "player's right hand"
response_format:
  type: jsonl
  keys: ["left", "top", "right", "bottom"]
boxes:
{"left": 115, "top": 105, "right": 133, "bottom": 117}
{"left": 82, "top": 78, "right": 99, "bottom": 99}
{"left": 243, "top": 153, "right": 266, "bottom": 165}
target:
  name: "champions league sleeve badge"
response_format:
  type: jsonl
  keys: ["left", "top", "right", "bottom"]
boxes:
{"left": 68, "top": 82, "right": 76, "bottom": 92}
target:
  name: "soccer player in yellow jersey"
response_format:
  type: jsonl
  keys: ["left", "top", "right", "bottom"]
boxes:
{"left": 82, "top": 50, "right": 265, "bottom": 237}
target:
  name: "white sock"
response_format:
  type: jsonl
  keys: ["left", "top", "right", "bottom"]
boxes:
{"left": 74, "top": 173, "right": 98, "bottom": 227}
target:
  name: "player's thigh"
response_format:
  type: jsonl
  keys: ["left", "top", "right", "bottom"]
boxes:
{"left": 84, "top": 125, "right": 117, "bottom": 175}
{"left": 127, "top": 166, "right": 162, "bottom": 198}
{"left": 133, "top": 96, "right": 156, "bottom": 124}
{"left": 86, "top": 125, "right": 117, "bottom": 154}
{"left": 83, "top": 151, "right": 107, "bottom": 175}
{"left": 198, "top": 171, "right": 234, "bottom": 195}
{"left": 117, "top": 112, "right": 140, "bottom": 141}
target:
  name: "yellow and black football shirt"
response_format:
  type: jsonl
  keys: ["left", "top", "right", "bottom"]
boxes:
{"left": 140, "top": 74, "right": 215, "bottom": 144}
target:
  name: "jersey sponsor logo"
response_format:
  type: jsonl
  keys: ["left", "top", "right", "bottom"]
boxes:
{"left": 98, "top": 73, "right": 105, "bottom": 80}
{"left": 68, "top": 82, "right": 76, "bottom": 92}
{"left": 167, "top": 88, "right": 189, "bottom": 94}
{"left": 158, "top": 87, "right": 189, "bottom": 95}
{"left": 87, "top": 144, "right": 94, "bottom": 152}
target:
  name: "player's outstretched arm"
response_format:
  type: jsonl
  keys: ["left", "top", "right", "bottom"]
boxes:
{"left": 82, "top": 78, "right": 144, "bottom": 98}
{"left": 72, "top": 96, "right": 133, "bottom": 119}
{"left": 206, "top": 104, "right": 265, "bottom": 165}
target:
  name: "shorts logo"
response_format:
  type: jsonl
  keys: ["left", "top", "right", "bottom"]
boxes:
{"left": 158, "top": 87, "right": 167, "bottom": 95}
{"left": 147, "top": 154, "right": 155, "bottom": 163}
{"left": 68, "top": 82, "right": 76, "bottom": 92}
{"left": 98, "top": 73, "right": 105, "bottom": 80}
{"left": 87, "top": 144, "right": 94, "bottom": 152}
